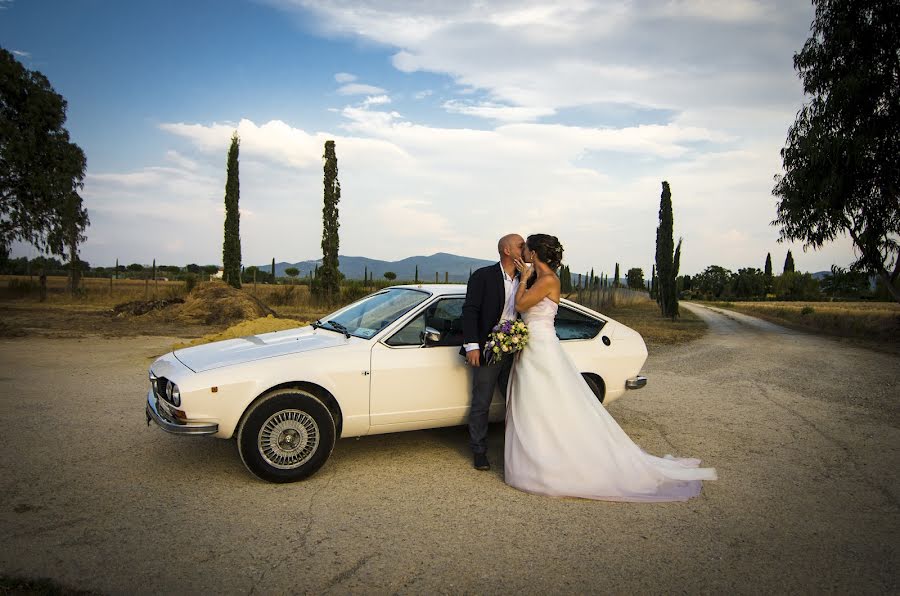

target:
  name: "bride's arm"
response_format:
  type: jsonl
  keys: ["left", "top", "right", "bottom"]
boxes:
{"left": 515, "top": 275, "right": 557, "bottom": 312}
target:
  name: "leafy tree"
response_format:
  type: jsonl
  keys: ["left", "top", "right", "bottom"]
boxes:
{"left": 783, "top": 250, "right": 795, "bottom": 274}
{"left": 313, "top": 140, "right": 341, "bottom": 300}
{"left": 820, "top": 265, "right": 870, "bottom": 298}
{"left": 383, "top": 271, "right": 397, "bottom": 281}
{"left": 772, "top": 0, "right": 900, "bottom": 302}
{"left": 202, "top": 265, "right": 219, "bottom": 275}
{"left": 1, "top": 49, "right": 89, "bottom": 288}
{"left": 775, "top": 271, "right": 822, "bottom": 300}
{"left": 731, "top": 268, "right": 767, "bottom": 298}
{"left": 127, "top": 263, "right": 144, "bottom": 272}
{"left": 625, "top": 268, "right": 645, "bottom": 290}
{"left": 285, "top": 267, "right": 299, "bottom": 283}
{"left": 186, "top": 263, "right": 201, "bottom": 274}
{"left": 655, "top": 181, "right": 679, "bottom": 318}
{"left": 222, "top": 132, "right": 241, "bottom": 288}
{"left": 694, "top": 265, "right": 734, "bottom": 299}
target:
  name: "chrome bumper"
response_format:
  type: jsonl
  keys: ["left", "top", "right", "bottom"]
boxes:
{"left": 625, "top": 376, "right": 647, "bottom": 390}
{"left": 145, "top": 390, "right": 218, "bottom": 436}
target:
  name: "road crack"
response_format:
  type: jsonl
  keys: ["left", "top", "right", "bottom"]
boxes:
{"left": 753, "top": 381, "right": 899, "bottom": 510}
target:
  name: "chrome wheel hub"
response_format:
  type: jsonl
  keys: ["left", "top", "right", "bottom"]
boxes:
{"left": 258, "top": 410, "right": 319, "bottom": 469}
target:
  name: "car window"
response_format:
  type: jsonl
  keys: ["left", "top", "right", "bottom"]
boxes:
{"left": 386, "top": 297, "right": 465, "bottom": 347}
{"left": 555, "top": 305, "right": 605, "bottom": 340}
{"left": 322, "top": 288, "right": 429, "bottom": 339}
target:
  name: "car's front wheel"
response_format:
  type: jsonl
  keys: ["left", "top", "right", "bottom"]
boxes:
{"left": 237, "top": 389, "right": 336, "bottom": 483}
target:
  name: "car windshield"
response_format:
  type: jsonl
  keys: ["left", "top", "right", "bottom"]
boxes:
{"left": 317, "top": 288, "right": 430, "bottom": 339}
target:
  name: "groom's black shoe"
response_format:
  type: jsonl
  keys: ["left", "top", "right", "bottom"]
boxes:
{"left": 473, "top": 453, "right": 490, "bottom": 471}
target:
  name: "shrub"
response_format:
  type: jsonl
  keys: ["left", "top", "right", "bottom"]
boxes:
{"left": 801, "top": 306, "right": 815, "bottom": 315}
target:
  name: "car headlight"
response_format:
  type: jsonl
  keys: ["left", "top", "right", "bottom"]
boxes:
{"left": 165, "top": 380, "right": 182, "bottom": 407}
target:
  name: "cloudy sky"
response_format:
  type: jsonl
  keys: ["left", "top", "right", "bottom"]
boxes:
{"left": 2, "top": 0, "right": 856, "bottom": 275}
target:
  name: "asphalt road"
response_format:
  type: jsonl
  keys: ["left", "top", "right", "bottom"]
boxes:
{"left": 0, "top": 303, "right": 897, "bottom": 594}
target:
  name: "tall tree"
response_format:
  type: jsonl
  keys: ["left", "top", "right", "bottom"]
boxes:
{"left": 1, "top": 49, "right": 89, "bottom": 279}
{"left": 222, "top": 132, "right": 241, "bottom": 289}
{"left": 271, "top": 258, "right": 275, "bottom": 281}
{"left": 655, "top": 181, "right": 679, "bottom": 318}
{"left": 314, "top": 140, "right": 341, "bottom": 300}
{"left": 772, "top": 0, "right": 900, "bottom": 302}
{"left": 783, "top": 250, "right": 795, "bottom": 274}
{"left": 613, "top": 263, "right": 620, "bottom": 288}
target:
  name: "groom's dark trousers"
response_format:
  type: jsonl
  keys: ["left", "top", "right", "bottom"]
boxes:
{"left": 461, "top": 263, "right": 513, "bottom": 455}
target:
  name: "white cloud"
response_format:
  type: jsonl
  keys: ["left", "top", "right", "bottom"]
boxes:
{"left": 334, "top": 72, "right": 356, "bottom": 82}
{"left": 337, "top": 83, "right": 387, "bottom": 95}
{"left": 442, "top": 100, "right": 555, "bottom": 122}
{"left": 362, "top": 94, "right": 391, "bottom": 107}
{"left": 12, "top": 49, "right": 30, "bottom": 57}
{"left": 414, "top": 89, "right": 433, "bottom": 100}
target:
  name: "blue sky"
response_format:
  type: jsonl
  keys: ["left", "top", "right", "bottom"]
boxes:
{"left": 2, "top": 0, "right": 857, "bottom": 275}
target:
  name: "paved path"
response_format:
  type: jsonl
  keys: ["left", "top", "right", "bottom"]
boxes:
{"left": 0, "top": 305, "right": 897, "bottom": 594}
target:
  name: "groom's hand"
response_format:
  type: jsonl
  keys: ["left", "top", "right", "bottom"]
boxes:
{"left": 466, "top": 350, "right": 481, "bottom": 367}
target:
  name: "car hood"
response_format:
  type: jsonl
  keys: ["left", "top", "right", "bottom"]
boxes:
{"left": 173, "top": 326, "right": 349, "bottom": 372}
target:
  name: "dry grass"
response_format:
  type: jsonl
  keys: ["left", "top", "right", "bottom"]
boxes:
{"left": 172, "top": 315, "right": 309, "bottom": 350}
{"left": 0, "top": 274, "right": 190, "bottom": 305}
{"left": 710, "top": 300, "right": 900, "bottom": 348}
{"left": 568, "top": 289, "right": 707, "bottom": 346}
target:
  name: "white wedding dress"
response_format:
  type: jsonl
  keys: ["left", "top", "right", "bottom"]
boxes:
{"left": 504, "top": 297, "right": 717, "bottom": 501}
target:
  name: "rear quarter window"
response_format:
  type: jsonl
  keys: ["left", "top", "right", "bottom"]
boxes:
{"left": 555, "top": 305, "right": 605, "bottom": 340}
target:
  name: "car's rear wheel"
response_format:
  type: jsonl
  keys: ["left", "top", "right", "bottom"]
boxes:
{"left": 582, "top": 373, "right": 605, "bottom": 403}
{"left": 237, "top": 389, "right": 336, "bottom": 483}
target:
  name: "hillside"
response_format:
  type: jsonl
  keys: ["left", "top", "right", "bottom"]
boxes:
{"left": 263, "top": 253, "right": 495, "bottom": 282}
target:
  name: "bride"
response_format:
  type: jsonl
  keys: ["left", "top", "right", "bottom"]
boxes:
{"left": 504, "top": 234, "right": 717, "bottom": 501}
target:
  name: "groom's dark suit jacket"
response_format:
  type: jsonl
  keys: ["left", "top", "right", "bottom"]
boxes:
{"left": 460, "top": 263, "right": 509, "bottom": 357}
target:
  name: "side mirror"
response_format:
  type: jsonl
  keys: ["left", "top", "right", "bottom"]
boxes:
{"left": 421, "top": 326, "right": 442, "bottom": 346}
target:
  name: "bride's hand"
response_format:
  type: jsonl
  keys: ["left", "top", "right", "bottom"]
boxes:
{"left": 514, "top": 259, "right": 532, "bottom": 279}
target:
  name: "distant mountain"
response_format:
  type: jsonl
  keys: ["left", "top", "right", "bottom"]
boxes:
{"left": 261, "top": 253, "right": 496, "bottom": 282}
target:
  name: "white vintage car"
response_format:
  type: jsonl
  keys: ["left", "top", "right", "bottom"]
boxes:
{"left": 146, "top": 284, "right": 648, "bottom": 482}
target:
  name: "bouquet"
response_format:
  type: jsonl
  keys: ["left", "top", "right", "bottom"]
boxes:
{"left": 484, "top": 319, "right": 529, "bottom": 365}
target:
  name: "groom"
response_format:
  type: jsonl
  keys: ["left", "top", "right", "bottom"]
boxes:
{"left": 460, "top": 233, "right": 526, "bottom": 471}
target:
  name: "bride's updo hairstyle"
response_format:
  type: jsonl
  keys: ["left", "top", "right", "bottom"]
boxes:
{"left": 527, "top": 234, "right": 564, "bottom": 270}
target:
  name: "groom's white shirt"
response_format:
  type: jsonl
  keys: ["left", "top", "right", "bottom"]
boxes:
{"left": 463, "top": 263, "right": 520, "bottom": 353}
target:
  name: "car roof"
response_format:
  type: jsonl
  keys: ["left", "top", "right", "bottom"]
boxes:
{"left": 391, "top": 284, "right": 467, "bottom": 295}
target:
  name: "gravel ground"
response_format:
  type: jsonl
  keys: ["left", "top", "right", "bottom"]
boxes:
{"left": 0, "top": 303, "right": 897, "bottom": 594}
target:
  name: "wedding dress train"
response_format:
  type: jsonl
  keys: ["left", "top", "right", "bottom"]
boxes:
{"left": 504, "top": 297, "right": 717, "bottom": 502}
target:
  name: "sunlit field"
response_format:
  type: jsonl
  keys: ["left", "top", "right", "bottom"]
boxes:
{"left": 710, "top": 300, "right": 900, "bottom": 347}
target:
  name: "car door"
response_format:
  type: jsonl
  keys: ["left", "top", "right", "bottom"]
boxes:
{"left": 368, "top": 296, "right": 472, "bottom": 429}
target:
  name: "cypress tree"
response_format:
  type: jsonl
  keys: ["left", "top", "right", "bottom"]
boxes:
{"left": 415, "top": 265, "right": 419, "bottom": 282}
{"left": 613, "top": 263, "right": 620, "bottom": 288}
{"left": 655, "top": 181, "right": 679, "bottom": 319}
{"left": 222, "top": 132, "right": 241, "bottom": 289}
{"left": 650, "top": 264, "right": 656, "bottom": 300}
{"left": 764, "top": 252, "right": 773, "bottom": 294}
{"left": 315, "top": 140, "right": 341, "bottom": 300}
{"left": 783, "top": 250, "right": 795, "bottom": 274}
{"left": 271, "top": 258, "right": 275, "bottom": 281}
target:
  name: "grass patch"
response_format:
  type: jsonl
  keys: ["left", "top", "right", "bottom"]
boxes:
{"left": 709, "top": 300, "right": 900, "bottom": 349}
{"left": 567, "top": 291, "right": 707, "bottom": 346}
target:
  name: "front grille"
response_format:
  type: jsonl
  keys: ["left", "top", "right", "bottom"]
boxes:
{"left": 153, "top": 376, "right": 173, "bottom": 404}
